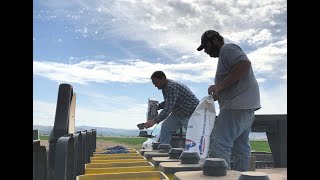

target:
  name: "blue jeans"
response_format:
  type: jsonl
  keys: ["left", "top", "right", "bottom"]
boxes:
{"left": 209, "top": 109, "right": 255, "bottom": 171}
{"left": 159, "top": 113, "right": 189, "bottom": 144}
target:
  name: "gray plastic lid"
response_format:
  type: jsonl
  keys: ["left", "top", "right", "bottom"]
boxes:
{"left": 203, "top": 158, "right": 228, "bottom": 168}
{"left": 169, "top": 148, "right": 184, "bottom": 154}
{"left": 180, "top": 151, "right": 200, "bottom": 164}
{"left": 158, "top": 144, "right": 171, "bottom": 153}
{"left": 179, "top": 151, "right": 200, "bottom": 159}
{"left": 158, "top": 144, "right": 172, "bottom": 149}
{"left": 238, "top": 172, "right": 270, "bottom": 180}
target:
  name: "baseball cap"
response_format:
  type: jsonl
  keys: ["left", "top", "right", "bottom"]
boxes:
{"left": 197, "top": 30, "right": 220, "bottom": 51}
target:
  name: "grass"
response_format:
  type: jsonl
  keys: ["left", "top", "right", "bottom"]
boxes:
{"left": 40, "top": 135, "right": 270, "bottom": 152}
{"left": 96, "top": 136, "right": 148, "bottom": 146}
{"left": 250, "top": 140, "right": 271, "bottom": 152}
{"left": 40, "top": 135, "right": 49, "bottom": 140}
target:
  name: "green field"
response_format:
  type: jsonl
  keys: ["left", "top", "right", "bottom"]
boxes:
{"left": 40, "top": 135, "right": 49, "bottom": 140}
{"left": 250, "top": 140, "right": 270, "bottom": 152}
{"left": 97, "top": 136, "right": 148, "bottom": 146}
{"left": 40, "top": 135, "right": 270, "bottom": 152}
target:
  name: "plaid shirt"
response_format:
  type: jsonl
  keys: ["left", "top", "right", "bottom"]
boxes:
{"left": 154, "top": 79, "right": 199, "bottom": 123}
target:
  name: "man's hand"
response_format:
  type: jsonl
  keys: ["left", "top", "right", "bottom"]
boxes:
{"left": 212, "top": 94, "right": 218, "bottom": 101}
{"left": 208, "top": 84, "right": 223, "bottom": 97}
{"left": 144, "top": 119, "right": 157, "bottom": 128}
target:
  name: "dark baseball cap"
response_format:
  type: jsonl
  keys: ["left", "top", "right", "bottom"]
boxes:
{"left": 197, "top": 30, "right": 220, "bottom": 51}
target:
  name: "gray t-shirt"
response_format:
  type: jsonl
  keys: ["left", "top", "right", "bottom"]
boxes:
{"left": 215, "top": 44, "right": 261, "bottom": 110}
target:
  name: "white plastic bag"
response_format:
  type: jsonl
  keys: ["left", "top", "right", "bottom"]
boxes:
{"left": 146, "top": 98, "right": 158, "bottom": 120}
{"left": 185, "top": 95, "right": 216, "bottom": 161}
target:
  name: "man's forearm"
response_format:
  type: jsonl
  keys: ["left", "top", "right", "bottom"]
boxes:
{"left": 218, "top": 61, "right": 251, "bottom": 90}
{"left": 154, "top": 101, "right": 174, "bottom": 123}
{"left": 154, "top": 108, "right": 170, "bottom": 123}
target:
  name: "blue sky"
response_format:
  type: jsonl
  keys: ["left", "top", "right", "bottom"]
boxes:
{"left": 33, "top": 0, "right": 287, "bottom": 130}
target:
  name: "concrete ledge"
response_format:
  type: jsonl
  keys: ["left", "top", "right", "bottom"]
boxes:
{"left": 174, "top": 168, "right": 287, "bottom": 180}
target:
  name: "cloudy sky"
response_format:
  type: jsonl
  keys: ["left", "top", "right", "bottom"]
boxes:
{"left": 33, "top": 0, "right": 287, "bottom": 130}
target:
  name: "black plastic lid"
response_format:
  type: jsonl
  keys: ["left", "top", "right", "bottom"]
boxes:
{"left": 179, "top": 151, "right": 200, "bottom": 159}
{"left": 158, "top": 144, "right": 171, "bottom": 153}
{"left": 168, "top": 148, "right": 183, "bottom": 159}
{"left": 202, "top": 158, "right": 228, "bottom": 176}
{"left": 152, "top": 142, "right": 162, "bottom": 150}
{"left": 158, "top": 144, "right": 171, "bottom": 149}
{"left": 138, "top": 131, "right": 147, "bottom": 137}
{"left": 203, "top": 158, "right": 228, "bottom": 168}
{"left": 137, "top": 123, "right": 145, "bottom": 130}
{"left": 180, "top": 151, "right": 200, "bottom": 164}
{"left": 169, "top": 148, "right": 183, "bottom": 154}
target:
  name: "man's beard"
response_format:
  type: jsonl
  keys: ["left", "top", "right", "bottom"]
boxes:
{"left": 209, "top": 48, "right": 220, "bottom": 57}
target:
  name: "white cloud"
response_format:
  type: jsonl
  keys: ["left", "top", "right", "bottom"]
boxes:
{"left": 75, "top": 90, "right": 141, "bottom": 111}
{"left": 33, "top": 59, "right": 218, "bottom": 84}
{"left": 33, "top": 100, "right": 56, "bottom": 126}
{"left": 75, "top": 104, "right": 147, "bottom": 129}
{"left": 226, "top": 29, "right": 273, "bottom": 46}
{"left": 150, "top": 24, "right": 168, "bottom": 31}
{"left": 270, "top": 21, "right": 276, "bottom": 26}
{"left": 33, "top": 99, "right": 148, "bottom": 129}
{"left": 37, "top": 0, "right": 286, "bottom": 58}
{"left": 257, "top": 78, "right": 267, "bottom": 83}
{"left": 167, "top": 0, "right": 202, "bottom": 16}
{"left": 248, "top": 39, "right": 287, "bottom": 78}
{"left": 34, "top": 34, "right": 287, "bottom": 85}
{"left": 33, "top": 82, "right": 287, "bottom": 129}
{"left": 249, "top": 29, "right": 273, "bottom": 46}
{"left": 257, "top": 84, "right": 287, "bottom": 114}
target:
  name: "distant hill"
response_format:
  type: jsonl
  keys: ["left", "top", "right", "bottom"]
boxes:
{"left": 33, "top": 125, "right": 151, "bottom": 137}
{"left": 33, "top": 125, "right": 266, "bottom": 140}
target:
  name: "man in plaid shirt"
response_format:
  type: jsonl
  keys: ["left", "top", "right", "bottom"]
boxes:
{"left": 144, "top": 71, "right": 199, "bottom": 144}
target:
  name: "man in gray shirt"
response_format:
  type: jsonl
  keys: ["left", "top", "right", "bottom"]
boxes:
{"left": 197, "top": 30, "right": 261, "bottom": 171}
{"left": 144, "top": 71, "right": 199, "bottom": 144}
